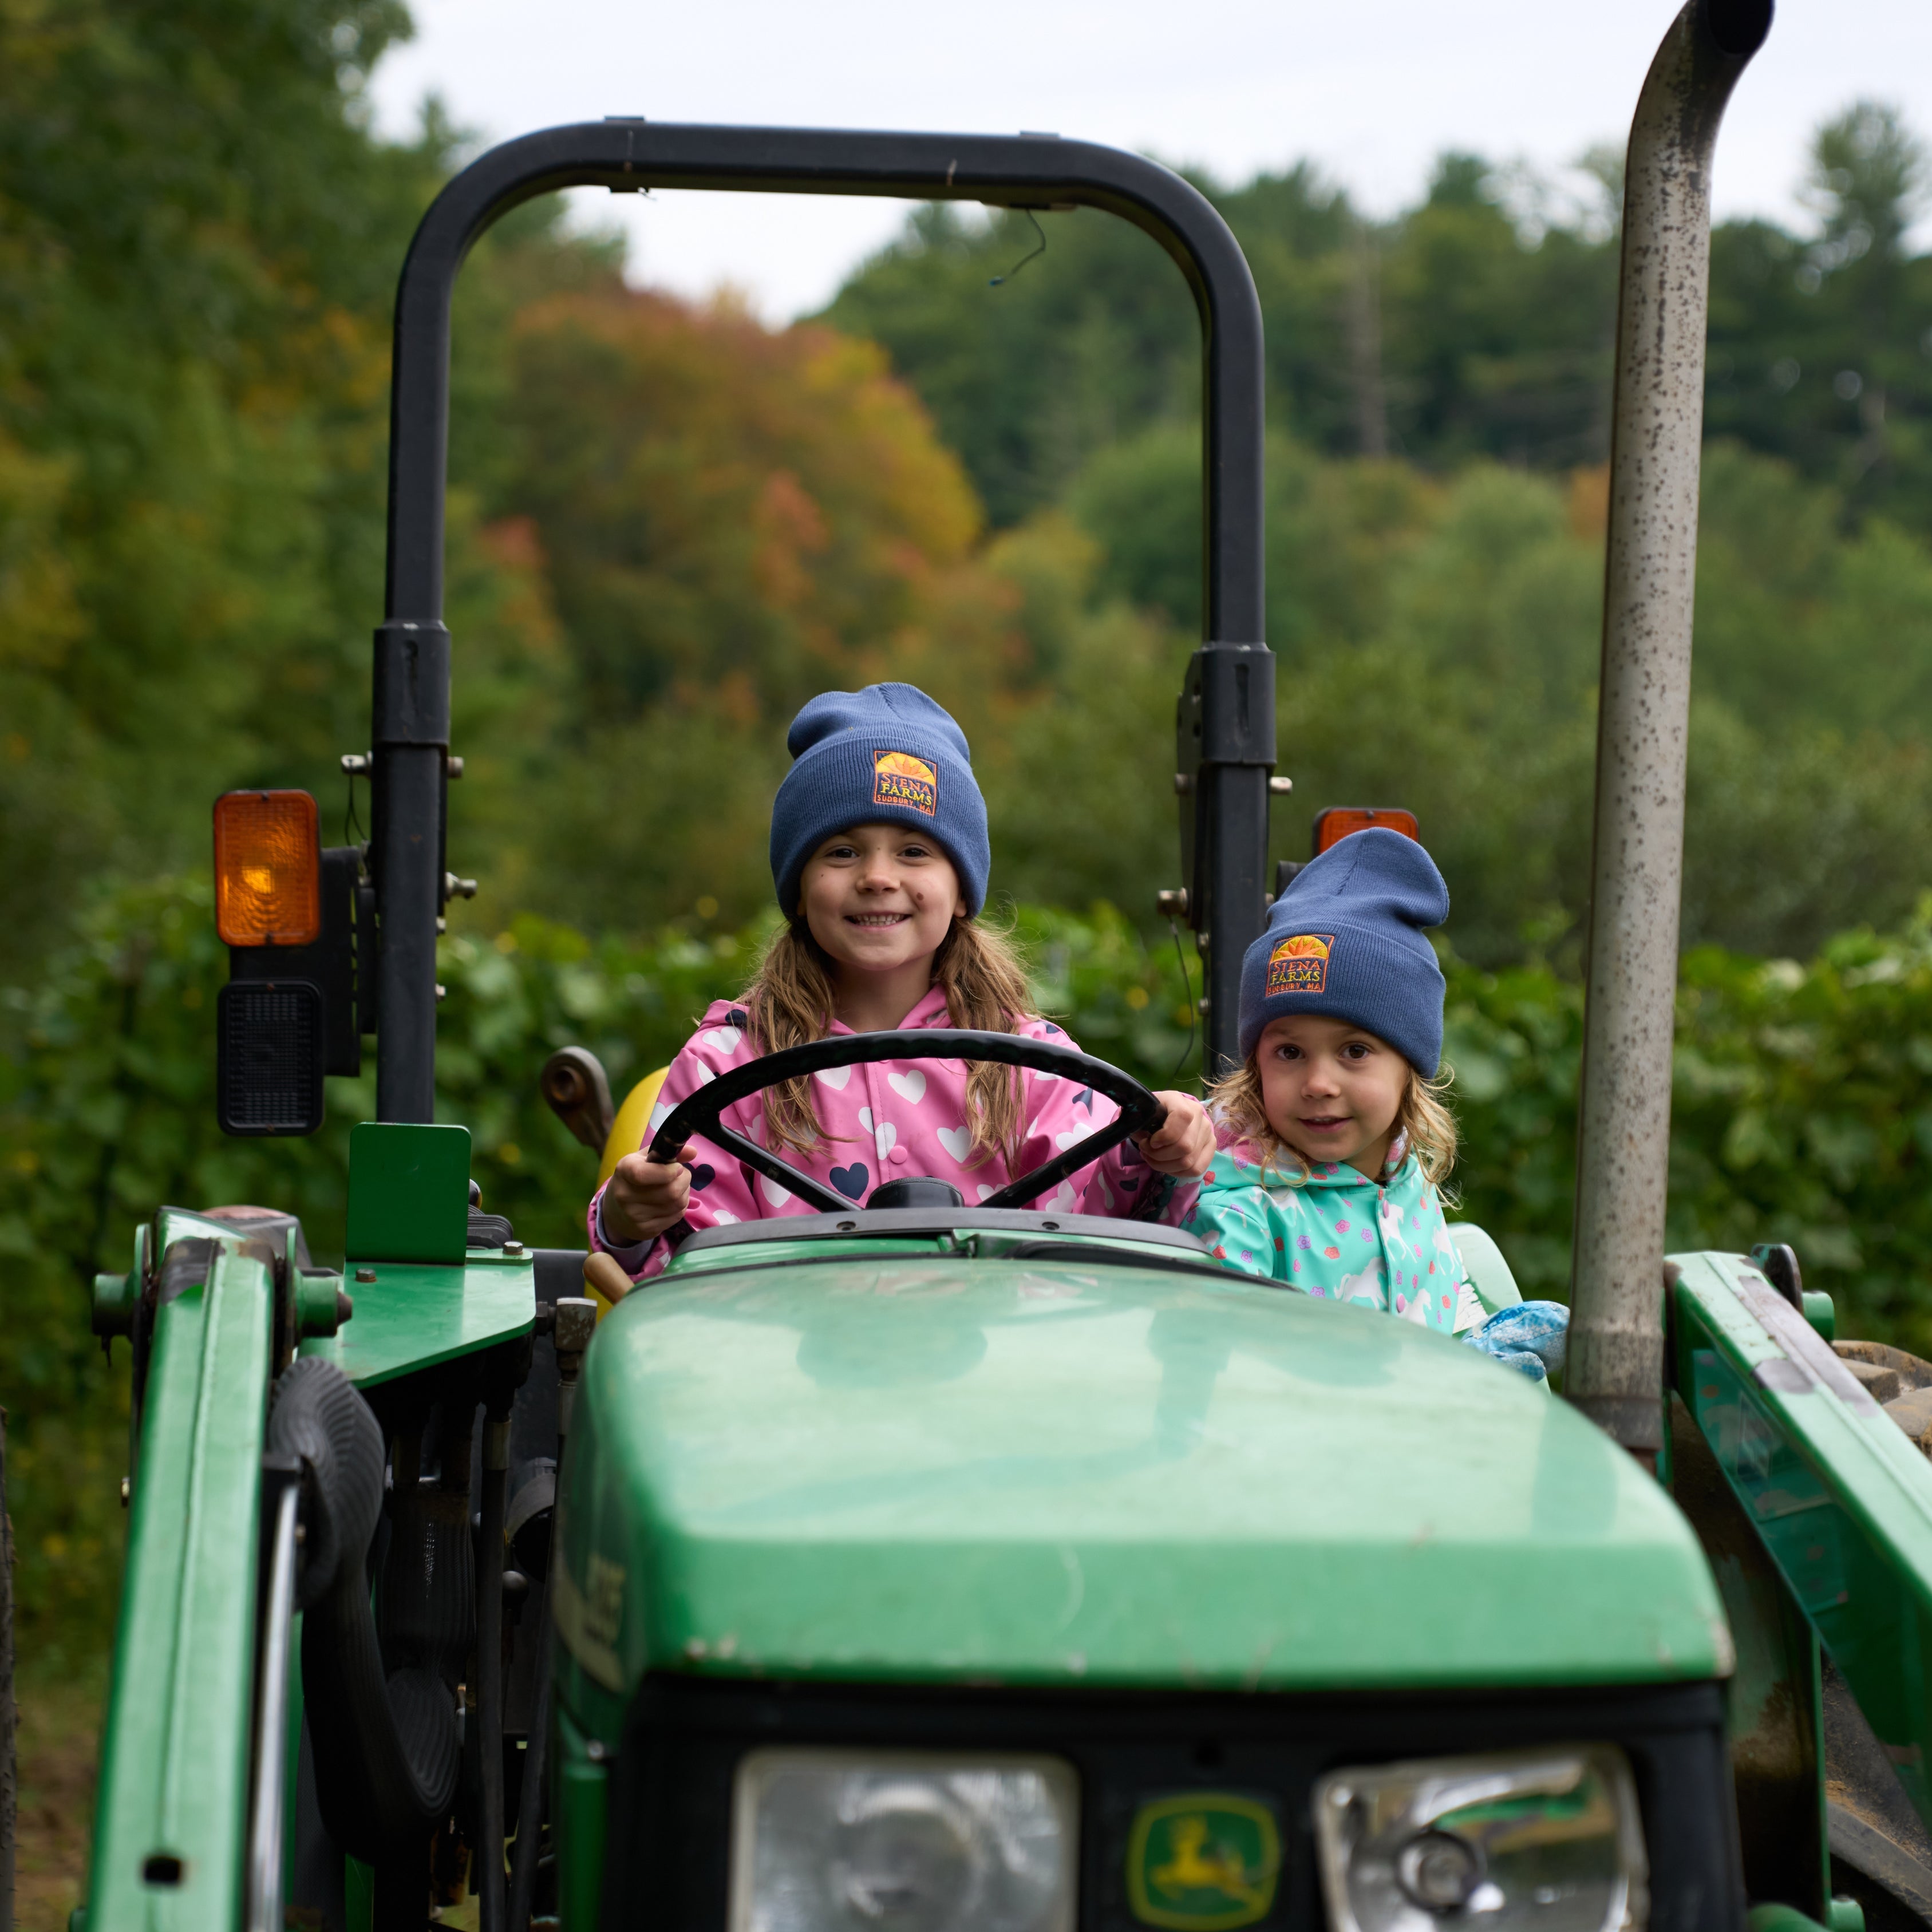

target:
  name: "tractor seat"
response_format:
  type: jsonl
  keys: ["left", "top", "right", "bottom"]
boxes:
{"left": 1448, "top": 1222, "right": 1523, "bottom": 1318}
{"left": 598, "top": 1066, "right": 669, "bottom": 1187}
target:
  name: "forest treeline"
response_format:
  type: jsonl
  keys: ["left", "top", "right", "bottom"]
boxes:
{"left": 825, "top": 114, "right": 1932, "bottom": 531}
{"left": 7, "top": 1, "right": 1932, "bottom": 994}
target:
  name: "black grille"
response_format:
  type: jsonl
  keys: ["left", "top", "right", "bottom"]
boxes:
{"left": 218, "top": 979, "right": 325, "bottom": 1135}
{"left": 599, "top": 1676, "right": 1741, "bottom": 1932}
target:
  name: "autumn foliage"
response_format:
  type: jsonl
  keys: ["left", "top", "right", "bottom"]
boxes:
{"left": 464, "top": 284, "right": 1048, "bottom": 923}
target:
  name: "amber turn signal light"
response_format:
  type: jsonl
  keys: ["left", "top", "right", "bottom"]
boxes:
{"left": 214, "top": 790, "right": 322, "bottom": 946}
{"left": 1313, "top": 807, "right": 1420, "bottom": 855}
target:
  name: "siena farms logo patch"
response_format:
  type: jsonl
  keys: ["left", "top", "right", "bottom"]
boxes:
{"left": 872, "top": 748, "right": 938, "bottom": 816}
{"left": 1126, "top": 1794, "right": 1283, "bottom": 1930}
{"left": 1266, "top": 932, "right": 1334, "bottom": 996}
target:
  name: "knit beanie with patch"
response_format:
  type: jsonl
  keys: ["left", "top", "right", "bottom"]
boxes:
{"left": 1238, "top": 827, "right": 1449, "bottom": 1073}
{"left": 770, "top": 683, "right": 990, "bottom": 919}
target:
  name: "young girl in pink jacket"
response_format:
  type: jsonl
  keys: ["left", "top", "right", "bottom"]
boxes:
{"left": 590, "top": 682, "right": 1215, "bottom": 1278}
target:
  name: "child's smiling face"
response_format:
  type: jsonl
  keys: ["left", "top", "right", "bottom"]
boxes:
{"left": 1255, "top": 1013, "right": 1409, "bottom": 1179}
{"left": 800, "top": 822, "right": 966, "bottom": 980}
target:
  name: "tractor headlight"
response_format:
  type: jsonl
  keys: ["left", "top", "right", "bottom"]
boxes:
{"left": 1313, "top": 1746, "right": 1647, "bottom": 1932}
{"left": 728, "top": 1748, "right": 1077, "bottom": 1932}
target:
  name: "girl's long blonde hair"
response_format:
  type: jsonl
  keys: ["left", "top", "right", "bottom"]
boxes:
{"left": 740, "top": 915, "right": 1035, "bottom": 1163}
{"left": 1206, "top": 1054, "right": 1458, "bottom": 1195}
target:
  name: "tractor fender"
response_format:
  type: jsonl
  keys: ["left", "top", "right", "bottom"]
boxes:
{"left": 269, "top": 1360, "right": 460, "bottom": 1864}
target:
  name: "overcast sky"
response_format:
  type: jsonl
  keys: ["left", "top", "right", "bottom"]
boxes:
{"left": 368, "top": 0, "right": 1932, "bottom": 321}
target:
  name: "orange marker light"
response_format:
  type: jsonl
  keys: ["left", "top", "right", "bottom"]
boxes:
{"left": 214, "top": 791, "right": 321, "bottom": 946}
{"left": 1313, "top": 807, "right": 1420, "bottom": 856}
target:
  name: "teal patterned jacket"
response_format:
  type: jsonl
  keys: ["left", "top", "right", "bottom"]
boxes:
{"left": 1174, "top": 1141, "right": 1483, "bottom": 1335}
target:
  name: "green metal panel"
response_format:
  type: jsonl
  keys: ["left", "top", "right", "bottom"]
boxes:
{"left": 554, "top": 1255, "right": 1725, "bottom": 1725}
{"left": 1668, "top": 1392, "right": 1827, "bottom": 1914}
{"left": 1748, "top": 1904, "right": 1865, "bottom": 1932}
{"left": 659, "top": 1226, "right": 1227, "bottom": 1280}
{"left": 86, "top": 1240, "right": 274, "bottom": 1932}
{"left": 665, "top": 1235, "right": 952, "bottom": 1277}
{"left": 345, "top": 1858, "right": 373, "bottom": 1932}
{"left": 297, "top": 1250, "right": 532, "bottom": 1388}
{"left": 555, "top": 1707, "right": 609, "bottom": 1932}
{"left": 283, "top": 1611, "right": 305, "bottom": 1904}
{"left": 1672, "top": 1250, "right": 1932, "bottom": 1837}
{"left": 345, "top": 1120, "right": 471, "bottom": 1263}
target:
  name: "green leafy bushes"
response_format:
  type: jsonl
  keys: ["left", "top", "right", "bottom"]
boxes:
{"left": 1439, "top": 917, "right": 1932, "bottom": 1346}
{"left": 9, "top": 879, "right": 1932, "bottom": 1663}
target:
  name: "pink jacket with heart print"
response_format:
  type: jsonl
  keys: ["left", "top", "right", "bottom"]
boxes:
{"left": 587, "top": 984, "right": 1168, "bottom": 1278}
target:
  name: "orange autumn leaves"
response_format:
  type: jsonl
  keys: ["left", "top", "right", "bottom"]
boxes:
{"left": 502, "top": 286, "right": 1014, "bottom": 712}
{"left": 470, "top": 281, "right": 1046, "bottom": 924}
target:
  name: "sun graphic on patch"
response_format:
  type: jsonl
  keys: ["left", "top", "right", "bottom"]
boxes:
{"left": 1266, "top": 932, "right": 1334, "bottom": 995}
{"left": 872, "top": 749, "right": 938, "bottom": 816}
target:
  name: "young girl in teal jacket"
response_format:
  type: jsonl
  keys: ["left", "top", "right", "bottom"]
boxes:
{"left": 1176, "top": 827, "right": 1567, "bottom": 1380}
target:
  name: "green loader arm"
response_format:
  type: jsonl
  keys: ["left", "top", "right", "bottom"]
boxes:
{"left": 87, "top": 1214, "right": 282, "bottom": 1932}
{"left": 1671, "top": 1249, "right": 1932, "bottom": 1924}
{"left": 82, "top": 1130, "right": 536, "bottom": 1930}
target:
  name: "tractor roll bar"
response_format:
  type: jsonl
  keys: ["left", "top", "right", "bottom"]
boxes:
{"left": 374, "top": 124, "right": 1270, "bottom": 1119}
{"left": 1567, "top": 0, "right": 1772, "bottom": 1457}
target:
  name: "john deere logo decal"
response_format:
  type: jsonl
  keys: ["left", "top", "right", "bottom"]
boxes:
{"left": 1127, "top": 1794, "right": 1282, "bottom": 1930}
{"left": 873, "top": 749, "right": 938, "bottom": 816}
{"left": 1266, "top": 932, "right": 1334, "bottom": 997}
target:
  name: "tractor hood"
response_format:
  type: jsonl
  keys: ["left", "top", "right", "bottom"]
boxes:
{"left": 555, "top": 1256, "right": 1726, "bottom": 1710}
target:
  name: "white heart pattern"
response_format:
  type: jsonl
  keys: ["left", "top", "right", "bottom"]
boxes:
{"left": 858, "top": 1107, "right": 874, "bottom": 1132}
{"left": 815, "top": 1065, "right": 852, "bottom": 1091}
{"left": 938, "top": 1125, "right": 973, "bottom": 1161}
{"left": 1055, "top": 1124, "right": 1093, "bottom": 1152}
{"left": 648, "top": 1098, "right": 673, "bottom": 1135}
{"left": 690, "top": 1061, "right": 716, "bottom": 1087}
{"left": 977, "top": 1184, "right": 1003, "bottom": 1202}
{"left": 713, "top": 1209, "right": 740, "bottom": 1226}
{"left": 874, "top": 1122, "right": 898, "bottom": 1157}
{"left": 1048, "top": 1182, "right": 1077, "bottom": 1212}
{"left": 698, "top": 1025, "right": 743, "bottom": 1055}
{"left": 760, "top": 1173, "right": 792, "bottom": 1208}
{"left": 887, "top": 1070, "right": 926, "bottom": 1105}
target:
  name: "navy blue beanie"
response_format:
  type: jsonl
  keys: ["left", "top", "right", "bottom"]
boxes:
{"left": 1238, "top": 828, "right": 1449, "bottom": 1073}
{"left": 770, "top": 683, "right": 991, "bottom": 918}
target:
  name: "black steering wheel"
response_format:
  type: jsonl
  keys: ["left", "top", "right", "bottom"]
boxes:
{"left": 646, "top": 1029, "right": 1167, "bottom": 1214}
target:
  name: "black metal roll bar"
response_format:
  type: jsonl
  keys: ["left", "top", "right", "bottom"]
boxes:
{"left": 372, "top": 121, "right": 1271, "bottom": 1120}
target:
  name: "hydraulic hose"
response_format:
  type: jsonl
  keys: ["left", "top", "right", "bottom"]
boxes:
{"left": 477, "top": 1412, "right": 509, "bottom": 1932}
{"left": 507, "top": 1298, "right": 595, "bottom": 1930}
{"left": 504, "top": 1599, "right": 552, "bottom": 1932}
{"left": 245, "top": 1463, "right": 301, "bottom": 1932}
{"left": 1567, "top": 0, "right": 1772, "bottom": 1458}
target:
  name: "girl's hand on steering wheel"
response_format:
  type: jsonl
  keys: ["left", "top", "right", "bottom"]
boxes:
{"left": 603, "top": 1144, "right": 696, "bottom": 1245}
{"left": 1136, "top": 1092, "right": 1216, "bottom": 1179}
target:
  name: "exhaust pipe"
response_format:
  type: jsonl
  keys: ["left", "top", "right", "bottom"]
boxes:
{"left": 1567, "top": 0, "right": 1772, "bottom": 1459}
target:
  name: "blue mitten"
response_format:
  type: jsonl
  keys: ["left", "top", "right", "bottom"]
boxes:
{"left": 1463, "top": 1300, "right": 1570, "bottom": 1382}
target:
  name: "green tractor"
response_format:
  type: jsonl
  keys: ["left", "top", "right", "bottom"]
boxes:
{"left": 64, "top": 3, "right": 1932, "bottom": 1930}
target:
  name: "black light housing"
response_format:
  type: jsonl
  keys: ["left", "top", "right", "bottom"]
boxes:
{"left": 214, "top": 789, "right": 364, "bottom": 1136}
{"left": 218, "top": 980, "right": 326, "bottom": 1135}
